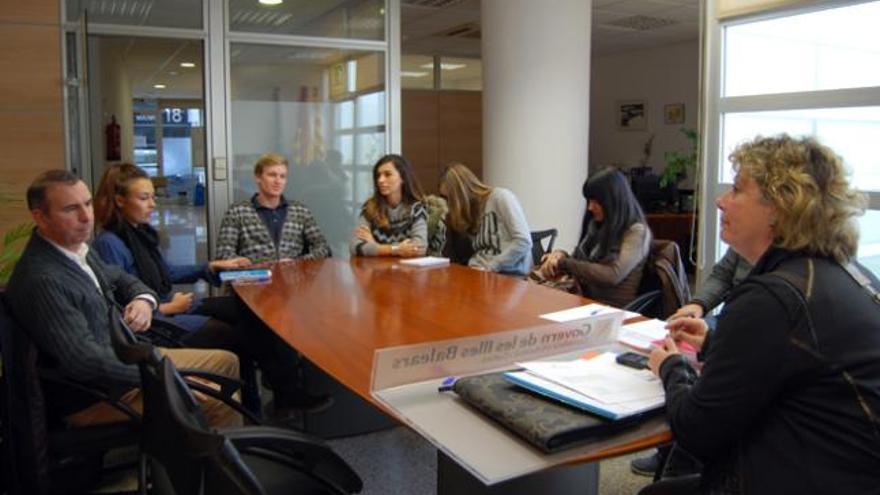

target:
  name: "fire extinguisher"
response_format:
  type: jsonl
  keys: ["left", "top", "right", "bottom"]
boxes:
{"left": 105, "top": 115, "right": 121, "bottom": 161}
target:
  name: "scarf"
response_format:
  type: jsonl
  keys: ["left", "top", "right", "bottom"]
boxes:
{"left": 113, "top": 221, "right": 173, "bottom": 298}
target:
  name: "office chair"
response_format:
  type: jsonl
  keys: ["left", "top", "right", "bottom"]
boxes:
{"left": 530, "top": 228, "right": 559, "bottom": 266}
{"left": 140, "top": 357, "right": 363, "bottom": 495}
{"left": 106, "top": 305, "right": 362, "bottom": 495}
{"left": 624, "top": 240, "right": 691, "bottom": 319}
{"left": 0, "top": 293, "right": 141, "bottom": 495}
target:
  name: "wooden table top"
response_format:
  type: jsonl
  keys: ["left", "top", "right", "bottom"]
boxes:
{"left": 233, "top": 257, "right": 671, "bottom": 456}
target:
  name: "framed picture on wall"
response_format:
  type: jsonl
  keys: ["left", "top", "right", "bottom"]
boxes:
{"left": 617, "top": 100, "right": 647, "bottom": 131}
{"left": 664, "top": 103, "right": 685, "bottom": 124}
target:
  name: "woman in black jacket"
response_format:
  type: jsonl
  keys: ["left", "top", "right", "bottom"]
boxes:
{"left": 643, "top": 135, "right": 880, "bottom": 494}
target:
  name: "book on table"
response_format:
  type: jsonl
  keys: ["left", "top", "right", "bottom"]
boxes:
{"left": 218, "top": 268, "right": 272, "bottom": 283}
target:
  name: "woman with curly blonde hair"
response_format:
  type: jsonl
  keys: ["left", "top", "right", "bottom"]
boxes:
{"left": 643, "top": 135, "right": 880, "bottom": 494}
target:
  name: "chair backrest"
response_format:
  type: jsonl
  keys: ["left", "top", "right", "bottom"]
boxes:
{"left": 141, "top": 355, "right": 363, "bottom": 495}
{"left": 530, "top": 229, "right": 558, "bottom": 266}
{"left": 653, "top": 240, "right": 691, "bottom": 316}
{"left": 635, "top": 240, "right": 691, "bottom": 319}
{"left": 141, "top": 357, "right": 262, "bottom": 495}
{"left": 0, "top": 292, "right": 51, "bottom": 494}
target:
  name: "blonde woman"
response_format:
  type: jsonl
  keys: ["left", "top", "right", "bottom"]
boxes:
{"left": 643, "top": 135, "right": 880, "bottom": 494}
{"left": 439, "top": 163, "right": 532, "bottom": 275}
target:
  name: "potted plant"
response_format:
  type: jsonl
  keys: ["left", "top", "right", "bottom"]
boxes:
{"left": 0, "top": 221, "right": 33, "bottom": 285}
{"left": 660, "top": 128, "right": 699, "bottom": 212}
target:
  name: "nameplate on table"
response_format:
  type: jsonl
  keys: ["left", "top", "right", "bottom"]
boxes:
{"left": 370, "top": 312, "right": 623, "bottom": 391}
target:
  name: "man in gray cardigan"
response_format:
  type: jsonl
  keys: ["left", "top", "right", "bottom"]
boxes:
{"left": 6, "top": 170, "right": 240, "bottom": 427}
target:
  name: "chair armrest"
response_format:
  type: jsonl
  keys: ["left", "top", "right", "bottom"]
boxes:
{"left": 624, "top": 290, "right": 662, "bottom": 316}
{"left": 40, "top": 370, "right": 141, "bottom": 423}
{"left": 223, "top": 426, "right": 363, "bottom": 494}
{"left": 183, "top": 379, "right": 262, "bottom": 425}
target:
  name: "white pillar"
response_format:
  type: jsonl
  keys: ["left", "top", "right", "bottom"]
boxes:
{"left": 481, "top": 0, "right": 591, "bottom": 251}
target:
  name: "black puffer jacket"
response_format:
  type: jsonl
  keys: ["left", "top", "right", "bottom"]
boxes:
{"left": 660, "top": 248, "right": 880, "bottom": 494}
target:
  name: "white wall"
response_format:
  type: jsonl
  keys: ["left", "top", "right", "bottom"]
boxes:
{"left": 589, "top": 41, "right": 699, "bottom": 182}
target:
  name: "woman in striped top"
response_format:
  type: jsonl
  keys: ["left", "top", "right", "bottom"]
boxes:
{"left": 350, "top": 154, "right": 428, "bottom": 257}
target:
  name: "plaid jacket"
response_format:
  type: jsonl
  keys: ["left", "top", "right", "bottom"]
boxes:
{"left": 215, "top": 199, "right": 330, "bottom": 263}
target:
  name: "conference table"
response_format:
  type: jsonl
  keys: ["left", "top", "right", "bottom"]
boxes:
{"left": 233, "top": 257, "right": 671, "bottom": 494}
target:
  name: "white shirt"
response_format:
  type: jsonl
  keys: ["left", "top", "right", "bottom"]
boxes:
{"left": 40, "top": 233, "right": 157, "bottom": 309}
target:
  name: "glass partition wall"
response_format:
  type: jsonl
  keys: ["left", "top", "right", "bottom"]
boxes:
{"left": 224, "top": 0, "right": 392, "bottom": 259}
{"left": 64, "top": 0, "right": 396, "bottom": 264}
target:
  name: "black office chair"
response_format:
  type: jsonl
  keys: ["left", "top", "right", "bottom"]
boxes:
{"left": 140, "top": 357, "right": 363, "bottom": 495}
{"left": 530, "top": 228, "right": 558, "bottom": 266}
{"left": 624, "top": 240, "right": 691, "bottom": 319}
{"left": 0, "top": 293, "right": 141, "bottom": 495}
{"left": 105, "top": 304, "right": 362, "bottom": 495}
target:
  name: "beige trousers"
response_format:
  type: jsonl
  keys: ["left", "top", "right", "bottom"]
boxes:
{"left": 65, "top": 347, "right": 243, "bottom": 428}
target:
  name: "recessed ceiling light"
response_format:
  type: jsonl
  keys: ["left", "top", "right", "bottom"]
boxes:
{"left": 401, "top": 71, "right": 429, "bottom": 78}
{"left": 259, "top": 0, "right": 283, "bottom": 5}
{"left": 179, "top": 62, "right": 196, "bottom": 68}
{"left": 153, "top": 84, "right": 166, "bottom": 89}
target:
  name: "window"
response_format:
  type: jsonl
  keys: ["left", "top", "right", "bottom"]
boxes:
{"left": 704, "top": 1, "right": 880, "bottom": 276}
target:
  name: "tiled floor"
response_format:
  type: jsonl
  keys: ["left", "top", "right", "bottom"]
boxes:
{"left": 326, "top": 425, "right": 654, "bottom": 494}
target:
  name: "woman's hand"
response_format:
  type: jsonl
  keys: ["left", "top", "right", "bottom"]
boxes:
{"left": 648, "top": 337, "right": 680, "bottom": 377}
{"left": 669, "top": 303, "right": 704, "bottom": 321}
{"left": 209, "top": 257, "right": 251, "bottom": 272}
{"left": 160, "top": 292, "right": 194, "bottom": 316}
{"left": 540, "top": 250, "right": 567, "bottom": 277}
{"left": 397, "top": 239, "right": 426, "bottom": 258}
{"left": 665, "top": 317, "right": 708, "bottom": 350}
{"left": 354, "top": 226, "right": 376, "bottom": 244}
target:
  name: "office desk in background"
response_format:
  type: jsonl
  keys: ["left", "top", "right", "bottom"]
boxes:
{"left": 233, "top": 258, "right": 671, "bottom": 494}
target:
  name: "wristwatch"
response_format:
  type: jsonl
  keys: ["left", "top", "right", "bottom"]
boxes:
{"left": 391, "top": 244, "right": 400, "bottom": 255}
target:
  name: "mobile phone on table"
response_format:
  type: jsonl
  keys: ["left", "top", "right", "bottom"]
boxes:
{"left": 616, "top": 351, "right": 649, "bottom": 370}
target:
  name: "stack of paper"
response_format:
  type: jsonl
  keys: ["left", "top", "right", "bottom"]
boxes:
{"left": 618, "top": 319, "right": 668, "bottom": 351}
{"left": 399, "top": 256, "right": 450, "bottom": 267}
{"left": 504, "top": 352, "right": 665, "bottom": 420}
{"left": 619, "top": 318, "right": 698, "bottom": 356}
{"left": 539, "top": 303, "right": 641, "bottom": 322}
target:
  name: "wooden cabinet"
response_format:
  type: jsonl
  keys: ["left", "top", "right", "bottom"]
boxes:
{"left": 646, "top": 212, "right": 696, "bottom": 272}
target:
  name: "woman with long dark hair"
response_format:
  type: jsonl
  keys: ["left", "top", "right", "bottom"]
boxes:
{"left": 539, "top": 167, "right": 652, "bottom": 306}
{"left": 350, "top": 154, "right": 427, "bottom": 257}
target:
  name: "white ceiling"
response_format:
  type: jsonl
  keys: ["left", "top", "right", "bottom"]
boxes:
{"left": 402, "top": 0, "right": 701, "bottom": 58}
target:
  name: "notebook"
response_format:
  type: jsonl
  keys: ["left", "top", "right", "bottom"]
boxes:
{"left": 452, "top": 371, "right": 649, "bottom": 453}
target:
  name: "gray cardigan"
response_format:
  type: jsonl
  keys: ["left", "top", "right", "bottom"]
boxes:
{"left": 6, "top": 232, "right": 157, "bottom": 413}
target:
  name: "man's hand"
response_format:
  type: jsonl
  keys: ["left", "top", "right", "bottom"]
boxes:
{"left": 669, "top": 303, "right": 704, "bottom": 321}
{"left": 209, "top": 257, "right": 251, "bottom": 272}
{"left": 124, "top": 299, "right": 154, "bottom": 332}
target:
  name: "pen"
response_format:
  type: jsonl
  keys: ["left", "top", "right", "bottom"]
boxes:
{"left": 438, "top": 376, "right": 457, "bottom": 392}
